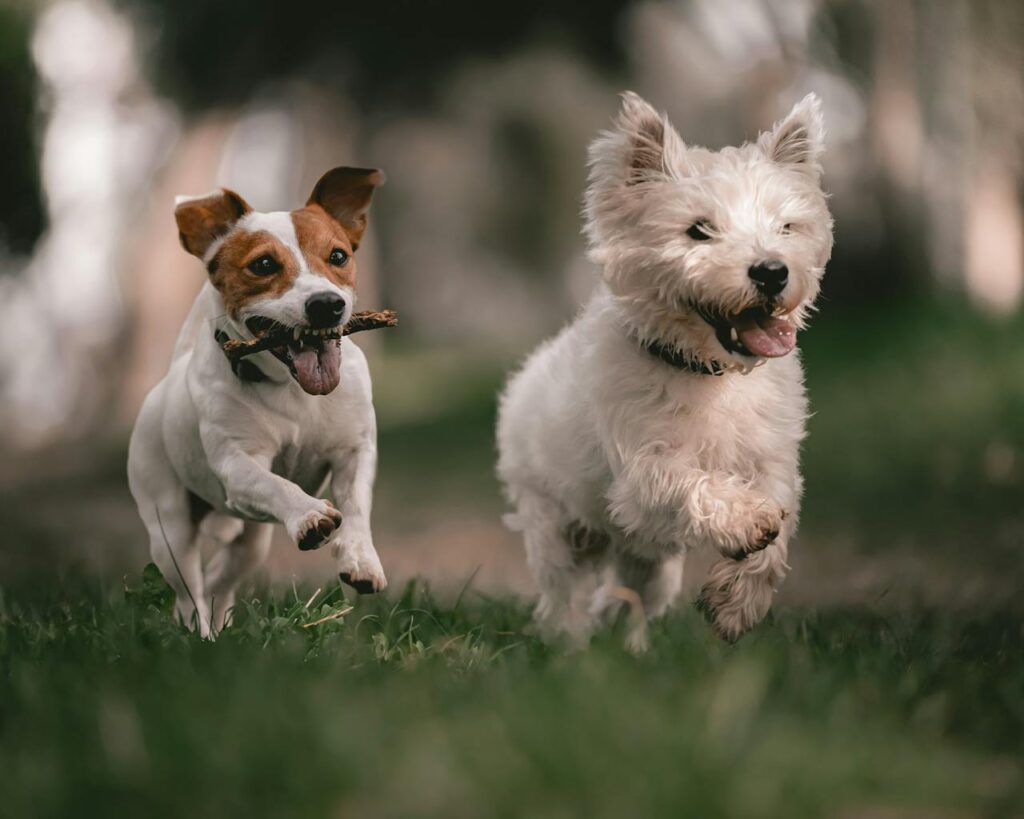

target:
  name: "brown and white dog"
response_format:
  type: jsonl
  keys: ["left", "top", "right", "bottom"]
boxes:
{"left": 128, "top": 167, "right": 387, "bottom": 637}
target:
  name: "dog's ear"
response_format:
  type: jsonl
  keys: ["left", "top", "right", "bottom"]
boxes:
{"left": 584, "top": 93, "right": 688, "bottom": 253}
{"left": 758, "top": 93, "right": 825, "bottom": 178}
{"left": 307, "top": 166, "right": 385, "bottom": 249}
{"left": 613, "top": 91, "right": 687, "bottom": 185}
{"left": 174, "top": 189, "right": 251, "bottom": 259}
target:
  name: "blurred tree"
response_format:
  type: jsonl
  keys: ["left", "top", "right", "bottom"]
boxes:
{"left": 116, "top": 0, "right": 632, "bottom": 113}
{"left": 0, "top": 5, "right": 44, "bottom": 254}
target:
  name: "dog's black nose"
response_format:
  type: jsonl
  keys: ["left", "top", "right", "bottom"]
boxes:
{"left": 748, "top": 260, "right": 789, "bottom": 297}
{"left": 305, "top": 293, "right": 346, "bottom": 328}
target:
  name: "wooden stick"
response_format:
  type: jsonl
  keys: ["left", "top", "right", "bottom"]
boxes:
{"left": 221, "top": 309, "right": 397, "bottom": 363}
{"left": 301, "top": 606, "right": 354, "bottom": 629}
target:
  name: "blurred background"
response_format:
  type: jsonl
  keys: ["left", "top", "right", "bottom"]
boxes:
{"left": 0, "top": 0, "right": 1021, "bottom": 609}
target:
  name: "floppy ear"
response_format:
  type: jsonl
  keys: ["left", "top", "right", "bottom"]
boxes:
{"left": 614, "top": 91, "right": 687, "bottom": 185}
{"left": 174, "top": 189, "right": 251, "bottom": 259}
{"left": 307, "top": 166, "right": 386, "bottom": 248}
{"left": 758, "top": 93, "right": 825, "bottom": 177}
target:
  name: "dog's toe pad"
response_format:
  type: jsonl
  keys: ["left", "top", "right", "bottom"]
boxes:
{"left": 339, "top": 573, "right": 378, "bottom": 595}
{"left": 299, "top": 513, "right": 342, "bottom": 551}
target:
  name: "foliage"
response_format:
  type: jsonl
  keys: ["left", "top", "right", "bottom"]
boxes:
{"left": 0, "top": 570, "right": 1021, "bottom": 818}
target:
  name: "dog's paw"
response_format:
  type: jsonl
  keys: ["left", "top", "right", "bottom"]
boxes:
{"left": 331, "top": 537, "right": 387, "bottom": 594}
{"left": 290, "top": 501, "right": 343, "bottom": 551}
{"left": 697, "top": 558, "right": 775, "bottom": 642}
{"left": 716, "top": 499, "right": 785, "bottom": 561}
{"left": 623, "top": 622, "right": 650, "bottom": 655}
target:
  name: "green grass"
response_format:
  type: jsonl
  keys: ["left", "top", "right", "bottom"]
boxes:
{"left": 3, "top": 300, "right": 1023, "bottom": 816}
{"left": 800, "top": 299, "right": 1024, "bottom": 556}
{"left": 1, "top": 569, "right": 1021, "bottom": 818}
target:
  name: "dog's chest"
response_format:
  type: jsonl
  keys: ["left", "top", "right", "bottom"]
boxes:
{"left": 271, "top": 443, "right": 333, "bottom": 495}
{"left": 658, "top": 369, "right": 802, "bottom": 466}
{"left": 263, "top": 408, "right": 347, "bottom": 494}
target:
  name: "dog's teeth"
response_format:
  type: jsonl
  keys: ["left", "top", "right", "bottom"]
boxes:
{"left": 293, "top": 327, "right": 302, "bottom": 341}
{"left": 730, "top": 327, "right": 739, "bottom": 343}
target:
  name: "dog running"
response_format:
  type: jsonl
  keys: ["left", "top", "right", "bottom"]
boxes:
{"left": 128, "top": 167, "right": 389, "bottom": 637}
{"left": 497, "top": 93, "right": 834, "bottom": 650}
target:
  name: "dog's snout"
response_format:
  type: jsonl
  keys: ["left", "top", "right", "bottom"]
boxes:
{"left": 305, "top": 293, "right": 346, "bottom": 328}
{"left": 748, "top": 260, "right": 789, "bottom": 297}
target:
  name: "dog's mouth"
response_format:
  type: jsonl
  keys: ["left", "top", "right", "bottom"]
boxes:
{"left": 245, "top": 316, "right": 342, "bottom": 395}
{"left": 694, "top": 302, "right": 796, "bottom": 359}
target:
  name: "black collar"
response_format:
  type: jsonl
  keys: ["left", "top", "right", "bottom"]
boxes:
{"left": 214, "top": 328, "right": 268, "bottom": 383}
{"left": 641, "top": 338, "right": 726, "bottom": 376}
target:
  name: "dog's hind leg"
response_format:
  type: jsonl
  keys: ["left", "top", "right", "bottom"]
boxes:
{"left": 136, "top": 491, "right": 211, "bottom": 637}
{"left": 129, "top": 387, "right": 211, "bottom": 636}
{"left": 607, "top": 550, "right": 685, "bottom": 653}
{"left": 203, "top": 520, "right": 274, "bottom": 633}
{"left": 513, "top": 493, "right": 604, "bottom": 646}
{"left": 698, "top": 535, "right": 789, "bottom": 642}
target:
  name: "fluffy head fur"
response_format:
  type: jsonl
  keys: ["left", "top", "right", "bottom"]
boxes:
{"left": 497, "top": 93, "right": 834, "bottom": 648}
{"left": 584, "top": 92, "right": 833, "bottom": 369}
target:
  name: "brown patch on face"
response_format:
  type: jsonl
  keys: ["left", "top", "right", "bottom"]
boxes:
{"left": 291, "top": 204, "right": 359, "bottom": 289}
{"left": 206, "top": 229, "right": 298, "bottom": 318}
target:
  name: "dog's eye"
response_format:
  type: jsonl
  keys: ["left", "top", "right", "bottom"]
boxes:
{"left": 780, "top": 223, "right": 796, "bottom": 235}
{"left": 686, "top": 221, "right": 714, "bottom": 241}
{"left": 247, "top": 255, "right": 281, "bottom": 276}
{"left": 328, "top": 248, "right": 349, "bottom": 267}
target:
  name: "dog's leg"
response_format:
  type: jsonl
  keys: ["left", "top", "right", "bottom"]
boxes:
{"left": 514, "top": 493, "right": 604, "bottom": 646}
{"left": 609, "top": 462, "right": 785, "bottom": 561}
{"left": 697, "top": 460, "right": 800, "bottom": 641}
{"left": 611, "top": 551, "right": 686, "bottom": 653}
{"left": 698, "top": 529, "right": 790, "bottom": 642}
{"left": 203, "top": 520, "right": 274, "bottom": 632}
{"left": 206, "top": 444, "right": 342, "bottom": 552}
{"left": 327, "top": 432, "right": 386, "bottom": 594}
{"left": 137, "top": 494, "right": 212, "bottom": 637}
{"left": 129, "top": 391, "right": 212, "bottom": 636}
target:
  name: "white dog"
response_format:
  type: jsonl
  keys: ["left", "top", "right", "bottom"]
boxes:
{"left": 497, "top": 93, "right": 833, "bottom": 649}
{"left": 128, "top": 167, "right": 388, "bottom": 637}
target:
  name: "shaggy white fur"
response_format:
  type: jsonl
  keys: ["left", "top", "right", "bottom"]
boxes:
{"left": 497, "top": 92, "right": 834, "bottom": 649}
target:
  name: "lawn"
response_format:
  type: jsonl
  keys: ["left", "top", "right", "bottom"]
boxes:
{"left": 2, "top": 298, "right": 1023, "bottom": 817}
{"left": 0, "top": 569, "right": 1021, "bottom": 818}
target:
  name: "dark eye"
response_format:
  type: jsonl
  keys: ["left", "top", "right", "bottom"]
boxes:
{"left": 328, "top": 248, "right": 349, "bottom": 267}
{"left": 686, "top": 221, "right": 714, "bottom": 241}
{"left": 247, "top": 255, "right": 281, "bottom": 276}
{"left": 780, "top": 223, "right": 795, "bottom": 235}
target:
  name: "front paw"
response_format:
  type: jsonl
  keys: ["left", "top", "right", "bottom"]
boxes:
{"left": 288, "top": 500, "right": 343, "bottom": 551}
{"left": 331, "top": 535, "right": 387, "bottom": 594}
{"left": 697, "top": 557, "right": 776, "bottom": 642}
{"left": 715, "top": 499, "right": 784, "bottom": 561}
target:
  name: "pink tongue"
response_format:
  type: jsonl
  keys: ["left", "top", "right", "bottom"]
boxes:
{"left": 732, "top": 312, "right": 796, "bottom": 358}
{"left": 292, "top": 341, "right": 341, "bottom": 395}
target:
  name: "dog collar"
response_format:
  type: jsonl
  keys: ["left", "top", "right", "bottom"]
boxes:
{"left": 211, "top": 317, "right": 292, "bottom": 386}
{"left": 213, "top": 328, "right": 269, "bottom": 383}
{"left": 641, "top": 338, "right": 726, "bottom": 376}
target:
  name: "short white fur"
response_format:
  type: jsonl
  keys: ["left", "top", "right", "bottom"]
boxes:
{"left": 128, "top": 207, "right": 383, "bottom": 637}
